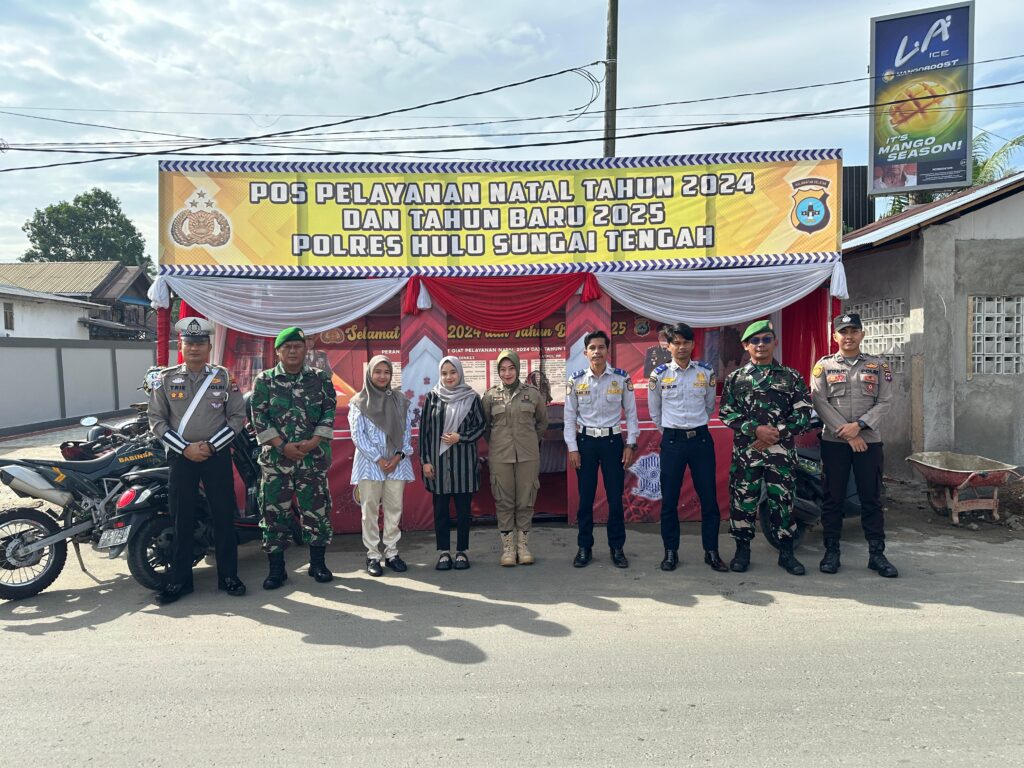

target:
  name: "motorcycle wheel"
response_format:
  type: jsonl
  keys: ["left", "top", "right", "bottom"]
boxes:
{"left": 759, "top": 502, "right": 808, "bottom": 551}
{"left": 0, "top": 507, "right": 68, "bottom": 600}
{"left": 126, "top": 515, "right": 175, "bottom": 591}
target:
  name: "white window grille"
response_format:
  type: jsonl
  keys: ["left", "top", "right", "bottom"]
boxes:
{"left": 971, "top": 296, "right": 1023, "bottom": 375}
{"left": 845, "top": 298, "right": 906, "bottom": 373}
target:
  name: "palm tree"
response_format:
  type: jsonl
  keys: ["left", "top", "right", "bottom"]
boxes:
{"left": 883, "top": 129, "right": 1024, "bottom": 217}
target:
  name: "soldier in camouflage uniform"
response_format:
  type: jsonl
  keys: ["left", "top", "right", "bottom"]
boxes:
{"left": 718, "top": 319, "right": 812, "bottom": 575}
{"left": 250, "top": 327, "right": 337, "bottom": 590}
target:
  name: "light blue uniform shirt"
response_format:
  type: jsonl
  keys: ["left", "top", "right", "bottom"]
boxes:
{"left": 647, "top": 359, "right": 717, "bottom": 431}
{"left": 348, "top": 402, "right": 415, "bottom": 484}
{"left": 563, "top": 365, "right": 640, "bottom": 452}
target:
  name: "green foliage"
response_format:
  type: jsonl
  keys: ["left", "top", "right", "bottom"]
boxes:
{"left": 21, "top": 188, "right": 149, "bottom": 269}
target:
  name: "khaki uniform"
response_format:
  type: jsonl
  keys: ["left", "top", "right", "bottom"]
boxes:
{"left": 810, "top": 353, "right": 892, "bottom": 444}
{"left": 481, "top": 382, "right": 548, "bottom": 531}
{"left": 148, "top": 363, "right": 246, "bottom": 452}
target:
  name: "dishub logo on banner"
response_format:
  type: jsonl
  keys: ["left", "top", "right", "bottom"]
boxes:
{"left": 869, "top": 1, "right": 975, "bottom": 195}
{"left": 158, "top": 150, "right": 841, "bottom": 277}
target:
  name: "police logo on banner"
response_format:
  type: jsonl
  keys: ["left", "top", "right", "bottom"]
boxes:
{"left": 171, "top": 190, "right": 232, "bottom": 248}
{"left": 789, "top": 178, "right": 831, "bottom": 234}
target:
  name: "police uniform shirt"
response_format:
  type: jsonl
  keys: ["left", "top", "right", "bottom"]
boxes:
{"left": 648, "top": 359, "right": 716, "bottom": 431}
{"left": 481, "top": 382, "right": 549, "bottom": 463}
{"left": 148, "top": 363, "right": 246, "bottom": 453}
{"left": 810, "top": 352, "right": 892, "bottom": 444}
{"left": 563, "top": 365, "right": 640, "bottom": 452}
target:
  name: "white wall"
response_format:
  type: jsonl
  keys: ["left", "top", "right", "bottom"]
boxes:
{"left": 1, "top": 298, "right": 90, "bottom": 340}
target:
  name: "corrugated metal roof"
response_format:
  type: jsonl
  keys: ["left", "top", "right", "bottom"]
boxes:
{"left": 0, "top": 283, "right": 104, "bottom": 308}
{"left": 0, "top": 261, "right": 121, "bottom": 296}
{"left": 843, "top": 170, "right": 1024, "bottom": 252}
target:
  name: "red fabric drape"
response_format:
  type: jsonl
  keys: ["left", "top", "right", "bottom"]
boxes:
{"left": 156, "top": 307, "right": 171, "bottom": 366}
{"left": 781, "top": 285, "right": 832, "bottom": 382}
{"left": 416, "top": 274, "right": 600, "bottom": 332}
{"left": 402, "top": 275, "right": 422, "bottom": 315}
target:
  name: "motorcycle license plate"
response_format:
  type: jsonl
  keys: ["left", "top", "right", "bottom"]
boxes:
{"left": 97, "top": 526, "right": 131, "bottom": 549}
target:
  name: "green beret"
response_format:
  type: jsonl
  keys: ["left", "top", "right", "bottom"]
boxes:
{"left": 741, "top": 319, "right": 774, "bottom": 342}
{"left": 274, "top": 326, "right": 306, "bottom": 348}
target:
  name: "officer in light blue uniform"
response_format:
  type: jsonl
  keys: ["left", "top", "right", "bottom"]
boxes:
{"left": 563, "top": 330, "right": 639, "bottom": 568}
{"left": 648, "top": 323, "right": 728, "bottom": 573}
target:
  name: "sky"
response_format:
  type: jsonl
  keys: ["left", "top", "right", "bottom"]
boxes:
{"left": 1, "top": 0, "right": 1022, "bottom": 264}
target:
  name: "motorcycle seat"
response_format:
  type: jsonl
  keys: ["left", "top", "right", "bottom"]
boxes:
{"left": 24, "top": 453, "right": 118, "bottom": 479}
{"left": 124, "top": 466, "right": 169, "bottom": 482}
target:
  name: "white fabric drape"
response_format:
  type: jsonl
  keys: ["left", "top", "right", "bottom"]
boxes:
{"left": 597, "top": 261, "right": 844, "bottom": 327}
{"left": 152, "top": 275, "right": 408, "bottom": 336}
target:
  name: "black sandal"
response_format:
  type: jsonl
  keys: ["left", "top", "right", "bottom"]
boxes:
{"left": 435, "top": 552, "right": 453, "bottom": 571}
{"left": 453, "top": 551, "right": 470, "bottom": 570}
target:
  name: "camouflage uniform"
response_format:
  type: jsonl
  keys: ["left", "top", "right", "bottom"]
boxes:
{"left": 718, "top": 362, "right": 812, "bottom": 541}
{"left": 251, "top": 362, "right": 337, "bottom": 553}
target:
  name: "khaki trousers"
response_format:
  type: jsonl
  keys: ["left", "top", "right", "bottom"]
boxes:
{"left": 489, "top": 459, "right": 540, "bottom": 531}
{"left": 358, "top": 479, "right": 406, "bottom": 560}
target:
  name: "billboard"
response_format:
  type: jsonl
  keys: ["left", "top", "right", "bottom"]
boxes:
{"left": 158, "top": 151, "right": 841, "bottom": 276}
{"left": 869, "top": 2, "right": 974, "bottom": 195}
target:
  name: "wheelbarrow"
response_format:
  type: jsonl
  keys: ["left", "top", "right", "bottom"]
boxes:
{"left": 906, "top": 452, "right": 1022, "bottom": 526}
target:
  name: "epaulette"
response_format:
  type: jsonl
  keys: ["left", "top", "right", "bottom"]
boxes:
{"left": 695, "top": 360, "right": 714, "bottom": 371}
{"left": 570, "top": 369, "right": 586, "bottom": 380}
{"left": 652, "top": 363, "right": 669, "bottom": 375}
{"left": 612, "top": 367, "right": 628, "bottom": 377}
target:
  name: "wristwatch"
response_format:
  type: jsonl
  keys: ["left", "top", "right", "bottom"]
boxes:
{"left": 394, "top": 451, "right": 406, "bottom": 459}
{"left": 856, "top": 419, "right": 869, "bottom": 430}
{"left": 626, "top": 443, "right": 638, "bottom": 450}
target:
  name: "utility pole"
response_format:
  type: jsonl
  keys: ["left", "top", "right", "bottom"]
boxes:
{"left": 603, "top": 0, "right": 618, "bottom": 158}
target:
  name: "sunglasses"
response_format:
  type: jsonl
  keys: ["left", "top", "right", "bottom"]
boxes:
{"left": 746, "top": 335, "right": 775, "bottom": 346}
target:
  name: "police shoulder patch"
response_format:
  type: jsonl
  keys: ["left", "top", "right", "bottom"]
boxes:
{"left": 812, "top": 363, "right": 824, "bottom": 378}
{"left": 626, "top": 379, "right": 634, "bottom": 391}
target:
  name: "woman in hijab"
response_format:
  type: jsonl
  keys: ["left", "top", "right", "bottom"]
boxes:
{"left": 349, "top": 355, "right": 414, "bottom": 577}
{"left": 419, "top": 356, "right": 486, "bottom": 570}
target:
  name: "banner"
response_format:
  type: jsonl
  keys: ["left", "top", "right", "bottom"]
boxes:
{"left": 158, "top": 151, "right": 841, "bottom": 277}
{"left": 869, "top": 2, "right": 974, "bottom": 195}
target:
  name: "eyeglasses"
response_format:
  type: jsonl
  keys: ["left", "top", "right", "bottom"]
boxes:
{"left": 746, "top": 335, "right": 774, "bottom": 346}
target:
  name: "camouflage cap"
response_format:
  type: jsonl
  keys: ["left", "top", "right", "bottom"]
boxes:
{"left": 274, "top": 326, "right": 306, "bottom": 348}
{"left": 741, "top": 319, "right": 774, "bottom": 342}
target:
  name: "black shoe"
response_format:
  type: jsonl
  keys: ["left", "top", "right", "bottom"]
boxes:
{"left": 308, "top": 545, "right": 334, "bottom": 583}
{"left": 777, "top": 538, "right": 806, "bottom": 576}
{"left": 660, "top": 549, "right": 679, "bottom": 571}
{"left": 453, "top": 552, "right": 470, "bottom": 570}
{"left": 867, "top": 540, "right": 899, "bottom": 578}
{"left": 218, "top": 577, "right": 246, "bottom": 597}
{"left": 366, "top": 558, "right": 383, "bottom": 577}
{"left": 573, "top": 547, "right": 592, "bottom": 568}
{"left": 730, "top": 539, "right": 751, "bottom": 572}
{"left": 610, "top": 548, "right": 629, "bottom": 568}
{"left": 385, "top": 555, "right": 408, "bottom": 573}
{"left": 436, "top": 552, "right": 453, "bottom": 571}
{"left": 156, "top": 583, "right": 193, "bottom": 605}
{"left": 262, "top": 551, "right": 288, "bottom": 590}
{"left": 704, "top": 550, "right": 729, "bottom": 573}
{"left": 819, "top": 537, "right": 841, "bottom": 574}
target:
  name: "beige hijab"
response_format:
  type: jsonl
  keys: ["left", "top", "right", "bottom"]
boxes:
{"left": 351, "top": 355, "right": 409, "bottom": 455}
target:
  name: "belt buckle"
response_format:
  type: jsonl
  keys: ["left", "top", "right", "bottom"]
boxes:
{"left": 686, "top": 429, "right": 697, "bottom": 439}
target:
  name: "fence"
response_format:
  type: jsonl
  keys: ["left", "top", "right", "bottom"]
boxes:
{"left": 0, "top": 337, "right": 155, "bottom": 436}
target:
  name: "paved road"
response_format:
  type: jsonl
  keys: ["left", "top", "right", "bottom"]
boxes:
{"left": 2, "top": 427, "right": 1022, "bottom": 766}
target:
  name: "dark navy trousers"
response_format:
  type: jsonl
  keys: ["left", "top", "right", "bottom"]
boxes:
{"left": 659, "top": 426, "right": 721, "bottom": 552}
{"left": 575, "top": 433, "right": 626, "bottom": 549}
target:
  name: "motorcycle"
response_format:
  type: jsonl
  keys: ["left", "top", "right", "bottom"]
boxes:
{"left": 0, "top": 436, "right": 166, "bottom": 600}
{"left": 120, "top": 417, "right": 303, "bottom": 591}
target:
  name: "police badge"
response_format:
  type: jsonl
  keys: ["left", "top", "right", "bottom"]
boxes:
{"left": 170, "top": 191, "right": 231, "bottom": 248}
{"left": 790, "top": 178, "right": 832, "bottom": 234}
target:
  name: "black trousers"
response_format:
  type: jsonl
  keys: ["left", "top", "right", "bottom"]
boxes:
{"left": 167, "top": 449, "right": 238, "bottom": 588}
{"left": 659, "top": 426, "right": 721, "bottom": 552}
{"left": 433, "top": 492, "right": 472, "bottom": 552}
{"left": 576, "top": 433, "right": 626, "bottom": 550}
{"left": 820, "top": 440, "right": 885, "bottom": 541}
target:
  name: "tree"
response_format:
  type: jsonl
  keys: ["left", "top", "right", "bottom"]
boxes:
{"left": 883, "top": 130, "right": 1024, "bottom": 217}
{"left": 21, "top": 188, "right": 149, "bottom": 269}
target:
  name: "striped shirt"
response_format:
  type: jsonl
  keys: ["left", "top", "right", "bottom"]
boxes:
{"left": 419, "top": 392, "right": 486, "bottom": 495}
{"left": 348, "top": 401, "right": 415, "bottom": 484}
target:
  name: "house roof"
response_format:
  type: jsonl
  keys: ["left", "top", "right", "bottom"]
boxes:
{"left": 843, "top": 170, "right": 1024, "bottom": 252}
{"left": 0, "top": 282, "right": 104, "bottom": 308}
{"left": 0, "top": 261, "right": 151, "bottom": 300}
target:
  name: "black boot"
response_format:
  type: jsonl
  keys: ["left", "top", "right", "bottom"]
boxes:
{"left": 777, "top": 538, "right": 806, "bottom": 575}
{"left": 262, "top": 551, "right": 288, "bottom": 590}
{"left": 819, "top": 537, "right": 841, "bottom": 574}
{"left": 867, "top": 539, "right": 899, "bottom": 578}
{"left": 308, "top": 545, "right": 333, "bottom": 583}
{"left": 729, "top": 538, "right": 751, "bottom": 572}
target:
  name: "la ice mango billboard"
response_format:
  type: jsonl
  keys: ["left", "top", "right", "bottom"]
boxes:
{"left": 158, "top": 152, "right": 841, "bottom": 276}
{"left": 869, "top": 2, "right": 974, "bottom": 195}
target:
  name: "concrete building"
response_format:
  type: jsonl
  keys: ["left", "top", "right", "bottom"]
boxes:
{"left": 0, "top": 284, "right": 104, "bottom": 340}
{"left": 843, "top": 171, "right": 1024, "bottom": 476}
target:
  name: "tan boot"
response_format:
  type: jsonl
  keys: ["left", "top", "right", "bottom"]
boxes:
{"left": 516, "top": 529, "right": 535, "bottom": 565}
{"left": 500, "top": 531, "right": 517, "bottom": 567}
